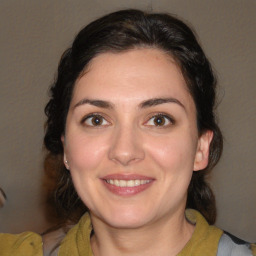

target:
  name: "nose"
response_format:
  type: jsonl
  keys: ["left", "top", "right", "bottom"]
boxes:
{"left": 108, "top": 124, "right": 145, "bottom": 166}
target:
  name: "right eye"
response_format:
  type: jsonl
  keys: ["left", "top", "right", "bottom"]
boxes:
{"left": 82, "top": 114, "right": 110, "bottom": 127}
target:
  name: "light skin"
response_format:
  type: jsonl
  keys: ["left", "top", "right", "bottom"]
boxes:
{"left": 62, "top": 48, "right": 213, "bottom": 256}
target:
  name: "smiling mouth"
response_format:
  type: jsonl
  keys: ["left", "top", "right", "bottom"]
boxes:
{"left": 105, "top": 179, "right": 151, "bottom": 187}
{"left": 102, "top": 174, "right": 154, "bottom": 195}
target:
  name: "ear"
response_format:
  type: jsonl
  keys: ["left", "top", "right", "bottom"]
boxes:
{"left": 193, "top": 130, "right": 213, "bottom": 171}
{"left": 61, "top": 135, "right": 69, "bottom": 170}
{"left": 61, "top": 134, "right": 65, "bottom": 145}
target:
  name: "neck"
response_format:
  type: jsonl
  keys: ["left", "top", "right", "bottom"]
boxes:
{"left": 90, "top": 209, "right": 194, "bottom": 256}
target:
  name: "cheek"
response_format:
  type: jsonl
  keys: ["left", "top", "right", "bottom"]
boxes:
{"left": 65, "top": 133, "right": 108, "bottom": 174}
{"left": 145, "top": 133, "right": 197, "bottom": 173}
{"left": 64, "top": 133, "right": 110, "bottom": 208}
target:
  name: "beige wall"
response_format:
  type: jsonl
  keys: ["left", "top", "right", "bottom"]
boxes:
{"left": 0, "top": 0, "right": 255, "bottom": 242}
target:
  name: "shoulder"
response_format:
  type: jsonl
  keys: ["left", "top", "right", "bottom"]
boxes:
{"left": 0, "top": 232, "right": 43, "bottom": 256}
{"left": 58, "top": 213, "right": 93, "bottom": 256}
{"left": 181, "top": 209, "right": 256, "bottom": 256}
{"left": 217, "top": 231, "right": 256, "bottom": 256}
{"left": 180, "top": 209, "right": 223, "bottom": 255}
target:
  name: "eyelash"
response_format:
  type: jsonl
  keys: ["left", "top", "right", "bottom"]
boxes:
{"left": 81, "top": 113, "right": 175, "bottom": 128}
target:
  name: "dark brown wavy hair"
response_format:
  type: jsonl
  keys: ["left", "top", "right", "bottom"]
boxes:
{"left": 44, "top": 9, "right": 223, "bottom": 225}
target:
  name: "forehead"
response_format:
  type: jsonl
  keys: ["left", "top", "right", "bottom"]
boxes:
{"left": 72, "top": 48, "right": 194, "bottom": 109}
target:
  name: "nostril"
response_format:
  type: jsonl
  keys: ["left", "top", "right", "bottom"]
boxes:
{"left": 0, "top": 188, "right": 7, "bottom": 208}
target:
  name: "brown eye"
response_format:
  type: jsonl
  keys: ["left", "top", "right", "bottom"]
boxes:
{"left": 145, "top": 114, "right": 173, "bottom": 127}
{"left": 153, "top": 116, "right": 166, "bottom": 126}
{"left": 91, "top": 116, "right": 103, "bottom": 126}
{"left": 83, "top": 114, "right": 109, "bottom": 127}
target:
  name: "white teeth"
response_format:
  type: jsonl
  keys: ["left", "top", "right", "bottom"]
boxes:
{"left": 106, "top": 179, "right": 150, "bottom": 187}
{"left": 127, "top": 180, "right": 134, "bottom": 187}
{"left": 135, "top": 180, "right": 140, "bottom": 186}
{"left": 119, "top": 180, "right": 126, "bottom": 187}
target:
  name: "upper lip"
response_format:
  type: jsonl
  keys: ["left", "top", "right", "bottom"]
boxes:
{"left": 101, "top": 173, "right": 155, "bottom": 180}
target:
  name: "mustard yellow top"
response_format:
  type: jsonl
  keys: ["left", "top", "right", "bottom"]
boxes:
{"left": 0, "top": 210, "right": 255, "bottom": 256}
{"left": 0, "top": 232, "right": 43, "bottom": 256}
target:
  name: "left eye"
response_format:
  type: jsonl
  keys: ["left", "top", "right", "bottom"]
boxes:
{"left": 145, "top": 114, "right": 173, "bottom": 127}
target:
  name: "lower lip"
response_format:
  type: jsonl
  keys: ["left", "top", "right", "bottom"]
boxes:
{"left": 102, "top": 180, "right": 154, "bottom": 196}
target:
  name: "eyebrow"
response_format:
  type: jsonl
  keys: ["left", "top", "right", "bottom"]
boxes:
{"left": 139, "top": 98, "right": 185, "bottom": 109}
{"left": 73, "top": 97, "right": 185, "bottom": 110}
{"left": 73, "top": 99, "right": 114, "bottom": 109}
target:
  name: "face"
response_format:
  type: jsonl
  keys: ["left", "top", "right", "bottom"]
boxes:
{"left": 63, "top": 48, "right": 212, "bottom": 229}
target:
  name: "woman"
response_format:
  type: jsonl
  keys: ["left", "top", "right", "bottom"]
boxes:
{"left": 0, "top": 9, "right": 255, "bottom": 256}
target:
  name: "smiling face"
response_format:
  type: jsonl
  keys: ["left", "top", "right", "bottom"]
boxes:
{"left": 62, "top": 48, "right": 212, "bottom": 229}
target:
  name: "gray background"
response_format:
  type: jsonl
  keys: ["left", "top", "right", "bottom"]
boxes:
{"left": 0, "top": 0, "right": 255, "bottom": 242}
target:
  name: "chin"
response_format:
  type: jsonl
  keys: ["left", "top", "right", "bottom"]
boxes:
{"left": 107, "top": 215, "right": 149, "bottom": 229}
{"left": 95, "top": 207, "right": 154, "bottom": 229}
